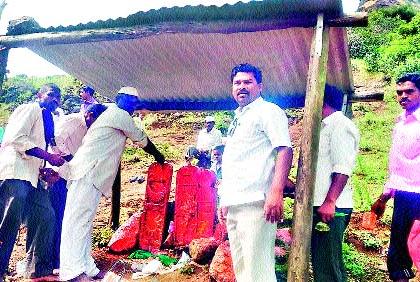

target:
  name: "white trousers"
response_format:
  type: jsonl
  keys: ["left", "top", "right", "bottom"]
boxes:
{"left": 59, "top": 174, "right": 102, "bottom": 281}
{"left": 226, "top": 201, "right": 277, "bottom": 282}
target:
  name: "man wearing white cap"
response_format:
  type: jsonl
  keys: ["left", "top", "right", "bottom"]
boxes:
{"left": 195, "top": 115, "right": 222, "bottom": 168}
{"left": 58, "top": 86, "right": 164, "bottom": 281}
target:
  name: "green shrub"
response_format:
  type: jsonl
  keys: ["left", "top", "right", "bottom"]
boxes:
{"left": 0, "top": 103, "right": 10, "bottom": 127}
{"left": 179, "top": 264, "right": 195, "bottom": 275}
{"left": 358, "top": 231, "right": 382, "bottom": 251}
{"left": 214, "top": 111, "right": 234, "bottom": 135}
{"left": 92, "top": 226, "right": 114, "bottom": 248}
{"left": 348, "top": 4, "right": 419, "bottom": 75}
{"left": 343, "top": 242, "right": 367, "bottom": 278}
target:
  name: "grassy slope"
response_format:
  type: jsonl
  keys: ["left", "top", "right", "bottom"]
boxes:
{"left": 351, "top": 60, "right": 400, "bottom": 224}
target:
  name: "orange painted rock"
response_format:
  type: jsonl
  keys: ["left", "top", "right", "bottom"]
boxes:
{"left": 108, "top": 211, "right": 142, "bottom": 253}
{"left": 209, "top": 241, "right": 236, "bottom": 282}
{"left": 213, "top": 222, "right": 228, "bottom": 244}
{"left": 189, "top": 237, "right": 219, "bottom": 264}
{"left": 174, "top": 165, "right": 217, "bottom": 247}
{"left": 138, "top": 162, "right": 173, "bottom": 252}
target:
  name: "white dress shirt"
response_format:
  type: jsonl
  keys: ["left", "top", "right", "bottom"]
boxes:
{"left": 219, "top": 97, "right": 292, "bottom": 206}
{"left": 0, "top": 103, "right": 46, "bottom": 188}
{"left": 54, "top": 113, "right": 87, "bottom": 156}
{"left": 60, "top": 104, "right": 148, "bottom": 197}
{"left": 313, "top": 111, "right": 360, "bottom": 208}
{"left": 196, "top": 127, "right": 222, "bottom": 151}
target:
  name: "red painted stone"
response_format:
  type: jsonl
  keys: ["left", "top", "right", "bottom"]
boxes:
{"left": 108, "top": 211, "right": 142, "bottom": 253}
{"left": 174, "top": 165, "right": 217, "bottom": 247}
{"left": 138, "top": 162, "right": 173, "bottom": 253}
{"left": 209, "top": 241, "right": 236, "bottom": 282}
{"left": 213, "top": 222, "right": 228, "bottom": 244}
{"left": 189, "top": 237, "right": 219, "bottom": 264}
{"left": 196, "top": 169, "right": 217, "bottom": 238}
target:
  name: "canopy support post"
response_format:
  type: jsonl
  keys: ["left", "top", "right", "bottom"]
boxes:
{"left": 287, "top": 13, "right": 329, "bottom": 281}
{"left": 109, "top": 163, "right": 121, "bottom": 230}
{"left": 0, "top": 47, "right": 8, "bottom": 96}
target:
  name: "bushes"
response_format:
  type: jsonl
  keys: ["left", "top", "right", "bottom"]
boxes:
{"left": 348, "top": 4, "right": 419, "bottom": 79}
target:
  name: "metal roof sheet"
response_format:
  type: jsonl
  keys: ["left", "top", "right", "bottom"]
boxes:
{"left": 2, "top": 0, "right": 354, "bottom": 110}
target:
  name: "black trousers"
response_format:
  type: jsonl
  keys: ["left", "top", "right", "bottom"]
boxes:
{"left": 24, "top": 184, "right": 55, "bottom": 278}
{"left": 0, "top": 179, "right": 32, "bottom": 277}
{"left": 387, "top": 190, "right": 420, "bottom": 281}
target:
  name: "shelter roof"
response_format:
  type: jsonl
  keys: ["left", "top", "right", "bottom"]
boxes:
{"left": 1, "top": 0, "right": 361, "bottom": 110}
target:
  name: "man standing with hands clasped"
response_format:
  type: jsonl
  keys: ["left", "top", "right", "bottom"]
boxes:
{"left": 0, "top": 84, "right": 66, "bottom": 280}
{"left": 217, "top": 63, "right": 292, "bottom": 282}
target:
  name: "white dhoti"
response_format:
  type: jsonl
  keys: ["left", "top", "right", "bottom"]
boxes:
{"left": 226, "top": 200, "right": 277, "bottom": 282}
{"left": 59, "top": 173, "right": 102, "bottom": 281}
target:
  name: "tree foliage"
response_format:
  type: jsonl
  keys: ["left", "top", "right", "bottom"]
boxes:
{"left": 1, "top": 75, "right": 87, "bottom": 114}
{"left": 348, "top": 4, "right": 419, "bottom": 79}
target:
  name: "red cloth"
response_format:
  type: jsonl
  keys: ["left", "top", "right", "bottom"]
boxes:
{"left": 408, "top": 220, "right": 420, "bottom": 270}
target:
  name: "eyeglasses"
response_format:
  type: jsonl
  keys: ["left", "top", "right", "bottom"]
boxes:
{"left": 227, "top": 117, "right": 238, "bottom": 137}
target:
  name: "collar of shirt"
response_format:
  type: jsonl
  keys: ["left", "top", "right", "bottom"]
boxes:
{"left": 234, "top": 96, "right": 264, "bottom": 115}
{"left": 396, "top": 106, "right": 420, "bottom": 123}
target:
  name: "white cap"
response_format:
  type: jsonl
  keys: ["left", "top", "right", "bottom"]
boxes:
{"left": 205, "top": 116, "right": 215, "bottom": 122}
{"left": 118, "top": 86, "right": 140, "bottom": 97}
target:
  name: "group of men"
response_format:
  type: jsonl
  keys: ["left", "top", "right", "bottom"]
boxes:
{"left": 0, "top": 64, "right": 418, "bottom": 282}
{"left": 0, "top": 85, "right": 164, "bottom": 281}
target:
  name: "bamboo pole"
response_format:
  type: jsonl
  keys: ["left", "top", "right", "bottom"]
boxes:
{"left": 341, "top": 29, "right": 356, "bottom": 118}
{"left": 287, "top": 13, "right": 329, "bottom": 281}
{"left": 109, "top": 164, "right": 121, "bottom": 230}
{"left": 0, "top": 0, "right": 8, "bottom": 96}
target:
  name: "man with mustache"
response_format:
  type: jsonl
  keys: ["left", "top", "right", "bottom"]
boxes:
{"left": 0, "top": 84, "right": 66, "bottom": 280}
{"left": 218, "top": 63, "right": 292, "bottom": 282}
{"left": 79, "top": 86, "right": 98, "bottom": 114}
{"left": 21, "top": 104, "right": 108, "bottom": 282}
{"left": 371, "top": 72, "right": 420, "bottom": 282}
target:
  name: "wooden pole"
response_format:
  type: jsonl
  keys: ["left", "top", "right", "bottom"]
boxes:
{"left": 109, "top": 164, "right": 121, "bottom": 230}
{"left": 0, "top": 47, "right": 8, "bottom": 95}
{"left": 349, "top": 91, "right": 384, "bottom": 102}
{"left": 0, "top": 0, "right": 6, "bottom": 18}
{"left": 0, "top": 0, "right": 8, "bottom": 95}
{"left": 0, "top": 14, "right": 367, "bottom": 48}
{"left": 287, "top": 13, "right": 329, "bottom": 282}
{"left": 341, "top": 29, "right": 356, "bottom": 118}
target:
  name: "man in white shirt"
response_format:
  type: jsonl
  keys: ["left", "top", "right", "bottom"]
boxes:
{"left": 79, "top": 86, "right": 98, "bottom": 114}
{"left": 25, "top": 104, "right": 106, "bottom": 277}
{"left": 0, "top": 84, "right": 66, "bottom": 280}
{"left": 195, "top": 116, "right": 222, "bottom": 168}
{"left": 311, "top": 85, "right": 360, "bottom": 281}
{"left": 58, "top": 87, "right": 165, "bottom": 281}
{"left": 218, "top": 63, "right": 293, "bottom": 282}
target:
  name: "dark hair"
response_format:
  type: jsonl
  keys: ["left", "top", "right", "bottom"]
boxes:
{"left": 38, "top": 83, "right": 61, "bottom": 98}
{"left": 85, "top": 103, "right": 107, "bottom": 119}
{"left": 81, "top": 86, "right": 95, "bottom": 96}
{"left": 213, "top": 144, "right": 225, "bottom": 154}
{"left": 323, "top": 84, "right": 344, "bottom": 111}
{"left": 230, "top": 63, "right": 262, "bottom": 84}
{"left": 396, "top": 73, "right": 420, "bottom": 89}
